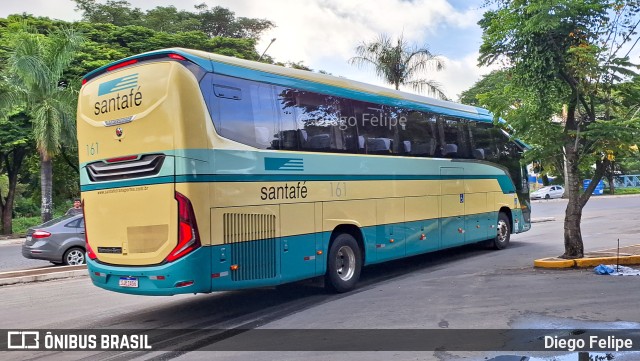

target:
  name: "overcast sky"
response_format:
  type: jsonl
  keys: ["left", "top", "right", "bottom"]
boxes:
{"left": 0, "top": 0, "right": 497, "bottom": 101}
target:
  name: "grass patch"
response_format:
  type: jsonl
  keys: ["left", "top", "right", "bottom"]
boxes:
{"left": 9, "top": 210, "right": 67, "bottom": 236}
{"left": 606, "top": 187, "right": 640, "bottom": 195}
{"left": 11, "top": 216, "right": 42, "bottom": 236}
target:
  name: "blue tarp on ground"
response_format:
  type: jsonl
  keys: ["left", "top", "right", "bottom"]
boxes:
{"left": 594, "top": 264, "right": 640, "bottom": 275}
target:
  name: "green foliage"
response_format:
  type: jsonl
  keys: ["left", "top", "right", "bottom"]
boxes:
{"left": 477, "top": 0, "right": 640, "bottom": 177}
{"left": 349, "top": 33, "right": 447, "bottom": 98}
{"left": 606, "top": 187, "right": 640, "bottom": 195}
{"left": 72, "top": 0, "right": 274, "bottom": 40}
{"left": 12, "top": 216, "right": 41, "bottom": 235}
{"left": 477, "top": 0, "right": 640, "bottom": 257}
{"left": 73, "top": 0, "right": 144, "bottom": 26}
{"left": 3, "top": 24, "right": 83, "bottom": 159}
{"left": 459, "top": 70, "right": 510, "bottom": 106}
{"left": 0, "top": 3, "right": 274, "bottom": 228}
{"left": 13, "top": 197, "right": 39, "bottom": 218}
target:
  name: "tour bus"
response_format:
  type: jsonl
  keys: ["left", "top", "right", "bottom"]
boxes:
{"left": 77, "top": 48, "right": 531, "bottom": 296}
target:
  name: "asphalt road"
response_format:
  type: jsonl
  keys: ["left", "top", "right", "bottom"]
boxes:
{"left": 0, "top": 241, "right": 53, "bottom": 272}
{"left": 2, "top": 195, "right": 640, "bottom": 361}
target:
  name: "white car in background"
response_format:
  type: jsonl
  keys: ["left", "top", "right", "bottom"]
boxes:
{"left": 531, "top": 185, "right": 564, "bottom": 199}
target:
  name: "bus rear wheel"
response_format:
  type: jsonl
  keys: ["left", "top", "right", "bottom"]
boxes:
{"left": 325, "top": 233, "right": 362, "bottom": 293}
{"left": 491, "top": 212, "right": 511, "bottom": 250}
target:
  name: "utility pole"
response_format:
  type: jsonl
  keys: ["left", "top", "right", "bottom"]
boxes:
{"left": 258, "top": 38, "right": 276, "bottom": 62}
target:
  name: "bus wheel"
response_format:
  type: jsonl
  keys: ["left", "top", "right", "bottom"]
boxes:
{"left": 491, "top": 213, "right": 511, "bottom": 250}
{"left": 325, "top": 233, "right": 362, "bottom": 293}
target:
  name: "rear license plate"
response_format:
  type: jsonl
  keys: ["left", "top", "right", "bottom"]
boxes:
{"left": 119, "top": 277, "right": 138, "bottom": 288}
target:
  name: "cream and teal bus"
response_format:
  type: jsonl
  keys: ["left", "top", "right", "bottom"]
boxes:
{"left": 77, "top": 48, "right": 531, "bottom": 296}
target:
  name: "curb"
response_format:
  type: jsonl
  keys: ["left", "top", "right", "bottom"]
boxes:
{"left": 534, "top": 255, "right": 640, "bottom": 269}
{"left": 531, "top": 217, "right": 555, "bottom": 223}
{"left": 0, "top": 238, "right": 25, "bottom": 246}
{"left": 0, "top": 266, "right": 87, "bottom": 286}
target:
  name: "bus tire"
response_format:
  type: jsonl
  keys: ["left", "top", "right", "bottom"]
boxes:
{"left": 325, "top": 233, "right": 362, "bottom": 293}
{"left": 491, "top": 212, "right": 511, "bottom": 250}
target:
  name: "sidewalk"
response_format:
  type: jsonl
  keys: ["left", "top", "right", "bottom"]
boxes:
{"left": 0, "top": 237, "right": 26, "bottom": 246}
{"left": 0, "top": 265, "right": 87, "bottom": 286}
{"left": 535, "top": 244, "right": 640, "bottom": 268}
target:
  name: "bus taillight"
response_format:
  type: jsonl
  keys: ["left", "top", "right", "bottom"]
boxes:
{"left": 168, "top": 53, "right": 187, "bottom": 61}
{"left": 166, "top": 192, "right": 201, "bottom": 262}
{"left": 82, "top": 199, "right": 97, "bottom": 261}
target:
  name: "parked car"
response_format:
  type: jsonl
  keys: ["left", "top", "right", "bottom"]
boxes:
{"left": 531, "top": 185, "right": 565, "bottom": 199}
{"left": 22, "top": 214, "right": 86, "bottom": 265}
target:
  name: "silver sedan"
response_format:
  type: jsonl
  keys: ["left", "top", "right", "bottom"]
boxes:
{"left": 22, "top": 214, "right": 86, "bottom": 265}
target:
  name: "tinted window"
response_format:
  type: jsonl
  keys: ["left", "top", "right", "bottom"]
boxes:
{"left": 399, "top": 110, "right": 438, "bottom": 156}
{"left": 202, "top": 74, "right": 278, "bottom": 149}
{"left": 435, "top": 117, "right": 460, "bottom": 158}
{"left": 65, "top": 219, "right": 81, "bottom": 228}
{"left": 199, "top": 73, "right": 524, "bottom": 172}
{"left": 349, "top": 101, "right": 395, "bottom": 155}
{"left": 276, "top": 89, "right": 357, "bottom": 153}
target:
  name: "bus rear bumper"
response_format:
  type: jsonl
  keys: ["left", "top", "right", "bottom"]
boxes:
{"left": 87, "top": 247, "right": 211, "bottom": 296}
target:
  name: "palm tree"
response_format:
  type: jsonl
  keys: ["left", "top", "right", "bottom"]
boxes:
{"left": 349, "top": 33, "right": 447, "bottom": 99}
{"left": 4, "top": 24, "right": 83, "bottom": 222}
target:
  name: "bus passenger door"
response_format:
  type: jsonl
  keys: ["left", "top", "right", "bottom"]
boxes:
{"left": 375, "top": 198, "right": 406, "bottom": 262}
{"left": 440, "top": 167, "right": 465, "bottom": 248}
{"left": 280, "top": 203, "right": 317, "bottom": 283}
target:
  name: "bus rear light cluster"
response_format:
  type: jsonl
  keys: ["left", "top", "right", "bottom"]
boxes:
{"left": 82, "top": 53, "right": 191, "bottom": 85}
{"left": 82, "top": 199, "right": 98, "bottom": 261}
{"left": 107, "top": 59, "right": 138, "bottom": 72}
{"left": 168, "top": 53, "right": 187, "bottom": 61}
{"left": 105, "top": 155, "right": 138, "bottom": 163}
{"left": 166, "top": 192, "right": 201, "bottom": 262}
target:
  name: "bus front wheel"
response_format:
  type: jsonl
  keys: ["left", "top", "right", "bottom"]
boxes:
{"left": 491, "top": 212, "right": 511, "bottom": 250}
{"left": 325, "top": 233, "right": 362, "bottom": 293}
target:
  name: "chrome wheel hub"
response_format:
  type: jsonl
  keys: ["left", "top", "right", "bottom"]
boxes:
{"left": 335, "top": 246, "right": 356, "bottom": 281}
{"left": 67, "top": 250, "right": 85, "bottom": 265}
{"left": 497, "top": 220, "right": 509, "bottom": 243}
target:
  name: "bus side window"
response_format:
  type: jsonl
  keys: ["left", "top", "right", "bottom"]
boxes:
{"left": 351, "top": 101, "right": 400, "bottom": 155}
{"left": 440, "top": 117, "right": 459, "bottom": 158}
{"left": 400, "top": 111, "right": 437, "bottom": 157}
{"left": 275, "top": 86, "right": 301, "bottom": 150}
{"left": 293, "top": 91, "right": 357, "bottom": 153}
{"left": 204, "top": 74, "right": 279, "bottom": 149}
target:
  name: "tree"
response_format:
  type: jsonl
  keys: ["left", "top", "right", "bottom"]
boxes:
{"left": 4, "top": 24, "right": 83, "bottom": 222}
{"left": 73, "top": 1, "right": 274, "bottom": 41}
{"left": 193, "top": 3, "right": 274, "bottom": 40}
{"left": 459, "top": 70, "right": 510, "bottom": 106}
{"left": 349, "top": 33, "right": 447, "bottom": 99}
{"left": 0, "top": 111, "right": 33, "bottom": 234}
{"left": 478, "top": 0, "right": 640, "bottom": 258}
{"left": 73, "top": 0, "right": 143, "bottom": 26}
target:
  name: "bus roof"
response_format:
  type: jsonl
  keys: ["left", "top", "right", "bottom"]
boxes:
{"left": 84, "top": 47, "right": 496, "bottom": 123}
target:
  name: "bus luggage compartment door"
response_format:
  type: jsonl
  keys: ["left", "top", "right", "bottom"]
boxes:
{"left": 440, "top": 167, "right": 465, "bottom": 248}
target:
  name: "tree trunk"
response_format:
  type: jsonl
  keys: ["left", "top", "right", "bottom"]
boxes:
{"left": 561, "top": 95, "right": 585, "bottom": 259}
{"left": 562, "top": 146, "right": 584, "bottom": 258}
{"left": 609, "top": 174, "right": 616, "bottom": 195}
{"left": 541, "top": 174, "right": 549, "bottom": 186}
{"left": 2, "top": 149, "right": 27, "bottom": 234}
{"left": 40, "top": 153, "right": 53, "bottom": 222}
{"left": 2, "top": 169, "right": 19, "bottom": 234}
